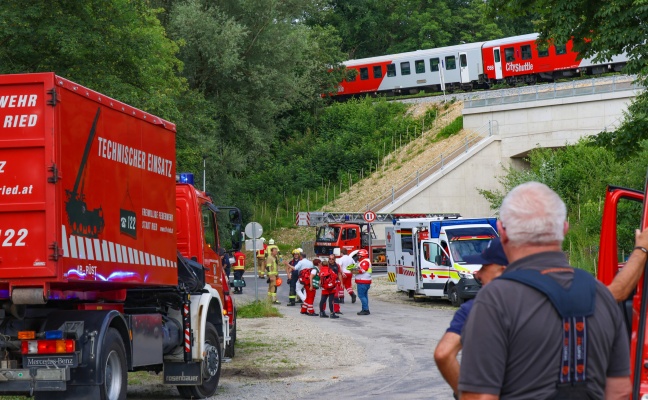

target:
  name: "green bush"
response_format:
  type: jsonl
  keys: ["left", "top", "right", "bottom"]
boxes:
{"left": 437, "top": 116, "right": 463, "bottom": 139}
{"left": 237, "top": 300, "right": 283, "bottom": 318}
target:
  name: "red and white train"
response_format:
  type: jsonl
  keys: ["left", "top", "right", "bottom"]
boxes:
{"left": 335, "top": 33, "right": 628, "bottom": 98}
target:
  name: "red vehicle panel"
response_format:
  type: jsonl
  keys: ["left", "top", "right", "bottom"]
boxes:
{"left": 337, "top": 61, "right": 392, "bottom": 96}
{"left": 0, "top": 73, "right": 178, "bottom": 298}
{"left": 481, "top": 39, "right": 580, "bottom": 80}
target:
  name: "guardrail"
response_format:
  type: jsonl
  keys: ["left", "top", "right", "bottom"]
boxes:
{"left": 465, "top": 75, "right": 641, "bottom": 108}
{"left": 362, "top": 121, "right": 493, "bottom": 212}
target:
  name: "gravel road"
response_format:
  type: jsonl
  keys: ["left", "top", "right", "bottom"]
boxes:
{"left": 127, "top": 275, "right": 458, "bottom": 399}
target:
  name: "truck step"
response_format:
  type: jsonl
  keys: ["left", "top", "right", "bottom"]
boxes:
{"left": 222, "top": 357, "right": 232, "bottom": 363}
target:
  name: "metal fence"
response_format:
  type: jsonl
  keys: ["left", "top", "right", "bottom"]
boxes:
{"left": 362, "top": 121, "right": 493, "bottom": 212}
{"left": 464, "top": 75, "right": 641, "bottom": 109}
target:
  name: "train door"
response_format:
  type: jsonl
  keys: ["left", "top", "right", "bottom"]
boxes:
{"left": 459, "top": 52, "right": 470, "bottom": 84}
{"left": 493, "top": 47, "right": 503, "bottom": 79}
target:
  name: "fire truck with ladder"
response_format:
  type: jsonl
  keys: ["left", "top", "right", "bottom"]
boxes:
{"left": 296, "top": 211, "right": 460, "bottom": 266}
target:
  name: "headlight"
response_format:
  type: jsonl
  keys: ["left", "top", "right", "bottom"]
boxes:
{"left": 458, "top": 272, "right": 474, "bottom": 280}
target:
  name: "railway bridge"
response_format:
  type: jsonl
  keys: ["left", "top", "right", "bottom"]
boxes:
{"left": 378, "top": 75, "right": 642, "bottom": 216}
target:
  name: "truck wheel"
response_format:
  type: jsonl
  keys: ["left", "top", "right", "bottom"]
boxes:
{"left": 177, "top": 323, "right": 222, "bottom": 399}
{"left": 225, "top": 318, "right": 236, "bottom": 358}
{"left": 101, "top": 328, "right": 127, "bottom": 400}
{"left": 449, "top": 286, "right": 464, "bottom": 307}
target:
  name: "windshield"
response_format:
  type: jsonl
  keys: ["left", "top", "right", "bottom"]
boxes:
{"left": 317, "top": 226, "right": 340, "bottom": 242}
{"left": 446, "top": 227, "right": 497, "bottom": 263}
{"left": 449, "top": 238, "right": 493, "bottom": 263}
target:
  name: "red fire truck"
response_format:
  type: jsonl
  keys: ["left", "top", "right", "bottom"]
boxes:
{"left": 296, "top": 212, "right": 460, "bottom": 265}
{"left": 0, "top": 72, "right": 242, "bottom": 399}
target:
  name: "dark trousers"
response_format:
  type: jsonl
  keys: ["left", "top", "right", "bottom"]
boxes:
{"left": 233, "top": 269, "right": 244, "bottom": 292}
{"left": 320, "top": 292, "right": 335, "bottom": 312}
{"left": 288, "top": 270, "right": 298, "bottom": 303}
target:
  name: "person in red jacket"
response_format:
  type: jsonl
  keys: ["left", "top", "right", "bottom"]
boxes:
{"left": 320, "top": 255, "right": 344, "bottom": 318}
{"left": 300, "top": 258, "right": 319, "bottom": 316}
{"left": 354, "top": 249, "right": 372, "bottom": 315}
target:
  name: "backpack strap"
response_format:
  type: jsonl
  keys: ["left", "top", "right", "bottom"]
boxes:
{"left": 498, "top": 268, "right": 597, "bottom": 386}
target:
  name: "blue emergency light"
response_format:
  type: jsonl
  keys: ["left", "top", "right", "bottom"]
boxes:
{"left": 44, "top": 330, "right": 64, "bottom": 340}
{"left": 429, "top": 218, "right": 498, "bottom": 238}
{"left": 176, "top": 172, "right": 195, "bottom": 184}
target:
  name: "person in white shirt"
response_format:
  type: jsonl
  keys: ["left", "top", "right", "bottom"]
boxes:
{"left": 336, "top": 248, "right": 357, "bottom": 303}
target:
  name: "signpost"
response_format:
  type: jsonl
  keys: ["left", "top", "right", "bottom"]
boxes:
{"left": 363, "top": 211, "right": 376, "bottom": 260}
{"left": 244, "top": 222, "right": 263, "bottom": 301}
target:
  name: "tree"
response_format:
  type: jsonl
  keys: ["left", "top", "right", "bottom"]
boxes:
{"left": 163, "top": 0, "right": 346, "bottom": 205}
{"left": 0, "top": 0, "right": 185, "bottom": 116}
{"left": 486, "top": 0, "right": 648, "bottom": 159}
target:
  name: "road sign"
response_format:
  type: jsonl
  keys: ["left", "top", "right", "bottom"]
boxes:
{"left": 244, "top": 222, "right": 263, "bottom": 239}
{"left": 363, "top": 210, "right": 376, "bottom": 223}
{"left": 295, "top": 212, "right": 310, "bottom": 226}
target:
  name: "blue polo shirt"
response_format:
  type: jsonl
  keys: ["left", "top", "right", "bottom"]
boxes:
{"left": 446, "top": 299, "right": 474, "bottom": 335}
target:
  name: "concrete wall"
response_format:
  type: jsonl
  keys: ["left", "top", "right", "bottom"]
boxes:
{"left": 381, "top": 136, "right": 508, "bottom": 217}
{"left": 381, "top": 89, "right": 638, "bottom": 217}
{"left": 463, "top": 90, "right": 636, "bottom": 158}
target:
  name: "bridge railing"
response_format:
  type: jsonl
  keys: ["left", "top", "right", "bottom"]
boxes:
{"left": 361, "top": 121, "right": 493, "bottom": 212}
{"left": 465, "top": 75, "right": 641, "bottom": 109}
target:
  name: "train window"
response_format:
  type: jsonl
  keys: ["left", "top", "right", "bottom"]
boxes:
{"left": 430, "top": 58, "right": 440, "bottom": 72}
{"left": 460, "top": 54, "right": 467, "bottom": 68}
{"left": 373, "top": 65, "right": 383, "bottom": 78}
{"left": 494, "top": 49, "right": 501, "bottom": 63}
{"left": 387, "top": 64, "right": 396, "bottom": 77}
{"left": 360, "top": 67, "right": 369, "bottom": 80}
{"left": 415, "top": 59, "right": 425, "bottom": 74}
{"left": 445, "top": 56, "right": 456, "bottom": 70}
{"left": 555, "top": 44, "right": 567, "bottom": 55}
{"left": 538, "top": 47, "right": 549, "bottom": 57}
{"left": 504, "top": 47, "right": 515, "bottom": 62}
{"left": 401, "top": 61, "right": 411, "bottom": 75}
{"left": 521, "top": 45, "right": 532, "bottom": 60}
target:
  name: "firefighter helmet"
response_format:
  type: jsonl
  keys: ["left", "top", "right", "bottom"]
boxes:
{"left": 269, "top": 239, "right": 275, "bottom": 245}
{"left": 292, "top": 248, "right": 301, "bottom": 255}
{"left": 357, "top": 249, "right": 369, "bottom": 259}
{"left": 275, "top": 277, "right": 283, "bottom": 287}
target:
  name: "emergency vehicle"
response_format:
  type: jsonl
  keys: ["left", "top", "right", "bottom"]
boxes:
{"left": 296, "top": 212, "right": 458, "bottom": 265}
{"left": 0, "top": 73, "right": 241, "bottom": 399}
{"left": 386, "top": 217, "right": 497, "bottom": 306}
{"left": 597, "top": 184, "right": 648, "bottom": 398}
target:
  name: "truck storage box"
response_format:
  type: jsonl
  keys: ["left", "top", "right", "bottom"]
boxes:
{"left": 0, "top": 73, "right": 178, "bottom": 298}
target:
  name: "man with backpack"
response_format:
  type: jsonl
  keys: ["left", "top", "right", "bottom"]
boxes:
{"left": 299, "top": 258, "right": 319, "bottom": 316}
{"left": 459, "top": 182, "right": 630, "bottom": 399}
{"left": 320, "top": 255, "right": 345, "bottom": 318}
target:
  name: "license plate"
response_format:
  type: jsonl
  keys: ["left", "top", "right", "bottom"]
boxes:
{"left": 23, "top": 354, "right": 77, "bottom": 368}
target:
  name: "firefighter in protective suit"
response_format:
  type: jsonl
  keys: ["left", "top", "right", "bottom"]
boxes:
{"left": 257, "top": 237, "right": 267, "bottom": 278}
{"left": 266, "top": 247, "right": 280, "bottom": 304}
{"left": 232, "top": 250, "right": 246, "bottom": 294}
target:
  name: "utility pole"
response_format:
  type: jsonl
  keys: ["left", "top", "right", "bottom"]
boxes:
{"left": 203, "top": 155, "right": 207, "bottom": 191}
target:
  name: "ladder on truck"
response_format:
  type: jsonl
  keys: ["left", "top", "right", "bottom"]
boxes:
{"left": 295, "top": 211, "right": 461, "bottom": 226}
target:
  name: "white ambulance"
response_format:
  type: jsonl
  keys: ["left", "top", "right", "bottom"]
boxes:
{"left": 386, "top": 217, "right": 498, "bottom": 306}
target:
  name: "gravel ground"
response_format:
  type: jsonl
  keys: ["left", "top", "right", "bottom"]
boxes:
{"left": 127, "top": 277, "right": 455, "bottom": 399}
